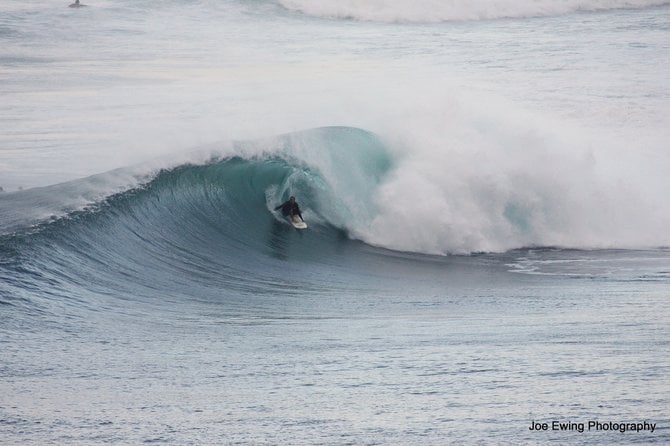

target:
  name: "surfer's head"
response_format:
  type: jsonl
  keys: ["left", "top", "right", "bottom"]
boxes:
{"left": 289, "top": 196, "right": 295, "bottom": 202}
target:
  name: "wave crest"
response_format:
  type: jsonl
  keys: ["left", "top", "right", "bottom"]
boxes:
{"left": 278, "top": 0, "right": 669, "bottom": 22}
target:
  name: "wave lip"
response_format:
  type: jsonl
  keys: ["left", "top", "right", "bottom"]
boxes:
{"left": 278, "top": 0, "right": 670, "bottom": 23}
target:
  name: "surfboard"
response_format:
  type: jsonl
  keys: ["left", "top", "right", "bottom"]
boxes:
{"left": 289, "top": 215, "right": 307, "bottom": 229}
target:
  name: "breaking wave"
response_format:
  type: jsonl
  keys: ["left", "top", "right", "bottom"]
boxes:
{"left": 277, "top": 0, "right": 670, "bottom": 23}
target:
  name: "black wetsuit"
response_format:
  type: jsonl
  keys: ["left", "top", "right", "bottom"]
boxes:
{"left": 275, "top": 200, "right": 303, "bottom": 220}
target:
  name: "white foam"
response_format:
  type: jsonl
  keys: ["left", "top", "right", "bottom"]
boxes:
{"left": 347, "top": 88, "right": 670, "bottom": 253}
{"left": 279, "top": 0, "right": 669, "bottom": 22}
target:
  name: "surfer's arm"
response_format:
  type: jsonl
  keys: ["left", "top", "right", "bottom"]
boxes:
{"left": 274, "top": 202, "right": 284, "bottom": 211}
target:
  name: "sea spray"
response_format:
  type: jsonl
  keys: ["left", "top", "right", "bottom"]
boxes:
{"left": 354, "top": 89, "right": 670, "bottom": 253}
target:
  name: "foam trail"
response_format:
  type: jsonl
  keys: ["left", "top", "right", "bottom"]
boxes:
{"left": 278, "top": 0, "right": 670, "bottom": 22}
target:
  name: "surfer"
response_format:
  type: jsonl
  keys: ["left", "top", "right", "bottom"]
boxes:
{"left": 275, "top": 196, "right": 304, "bottom": 222}
{"left": 69, "top": 0, "right": 86, "bottom": 7}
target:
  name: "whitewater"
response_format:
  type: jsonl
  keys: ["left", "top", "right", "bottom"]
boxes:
{"left": 1, "top": 0, "right": 669, "bottom": 444}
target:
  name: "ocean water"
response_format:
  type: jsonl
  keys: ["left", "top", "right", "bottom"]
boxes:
{"left": 1, "top": 1, "right": 669, "bottom": 444}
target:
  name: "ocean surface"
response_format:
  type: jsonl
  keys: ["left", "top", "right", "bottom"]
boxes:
{"left": 1, "top": 1, "right": 669, "bottom": 444}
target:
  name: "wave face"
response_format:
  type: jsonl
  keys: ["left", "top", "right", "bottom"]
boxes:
{"left": 0, "top": 127, "right": 395, "bottom": 306}
{"left": 278, "top": 0, "right": 670, "bottom": 22}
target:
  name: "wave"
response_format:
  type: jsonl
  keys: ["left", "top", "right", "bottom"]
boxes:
{"left": 277, "top": 0, "right": 670, "bottom": 23}
{"left": 2, "top": 120, "right": 669, "bottom": 271}
{"left": 0, "top": 127, "right": 394, "bottom": 305}
{"left": 2, "top": 122, "right": 670, "bottom": 313}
